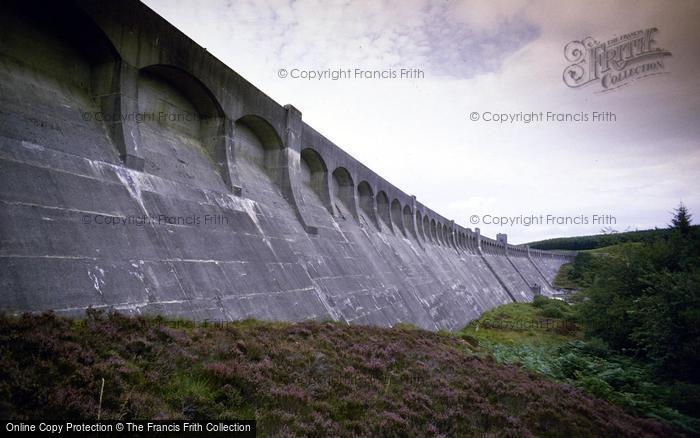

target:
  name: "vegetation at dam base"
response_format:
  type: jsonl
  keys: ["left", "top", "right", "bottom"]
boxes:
{"left": 1, "top": 205, "right": 697, "bottom": 436}
{"left": 459, "top": 298, "right": 699, "bottom": 435}
{"left": 490, "top": 203, "right": 700, "bottom": 434}
{"left": 0, "top": 310, "right": 673, "bottom": 437}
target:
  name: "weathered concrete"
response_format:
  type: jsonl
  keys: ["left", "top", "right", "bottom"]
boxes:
{"left": 0, "top": 0, "right": 573, "bottom": 330}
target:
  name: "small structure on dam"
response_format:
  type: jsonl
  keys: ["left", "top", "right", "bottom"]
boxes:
{"left": 0, "top": 0, "right": 573, "bottom": 330}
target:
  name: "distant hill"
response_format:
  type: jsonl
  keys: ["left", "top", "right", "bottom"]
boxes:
{"left": 525, "top": 225, "right": 700, "bottom": 251}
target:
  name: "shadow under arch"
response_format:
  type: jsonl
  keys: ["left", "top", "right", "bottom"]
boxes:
{"left": 357, "top": 181, "right": 379, "bottom": 229}
{"left": 376, "top": 191, "right": 391, "bottom": 230}
{"left": 235, "top": 114, "right": 283, "bottom": 168}
{"left": 391, "top": 199, "right": 405, "bottom": 236}
{"left": 403, "top": 205, "right": 416, "bottom": 239}
{"left": 1, "top": 0, "right": 127, "bottom": 163}
{"left": 140, "top": 65, "right": 224, "bottom": 118}
{"left": 415, "top": 211, "right": 425, "bottom": 240}
{"left": 300, "top": 147, "right": 332, "bottom": 213}
{"left": 2, "top": 0, "right": 119, "bottom": 89}
{"left": 137, "top": 64, "right": 236, "bottom": 190}
{"left": 423, "top": 216, "right": 431, "bottom": 242}
{"left": 331, "top": 167, "right": 357, "bottom": 219}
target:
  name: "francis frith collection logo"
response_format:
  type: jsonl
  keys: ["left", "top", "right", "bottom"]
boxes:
{"left": 563, "top": 27, "right": 671, "bottom": 92}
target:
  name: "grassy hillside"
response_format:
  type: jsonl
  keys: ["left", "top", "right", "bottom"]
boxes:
{"left": 525, "top": 226, "right": 700, "bottom": 251}
{"left": 0, "top": 310, "right": 673, "bottom": 437}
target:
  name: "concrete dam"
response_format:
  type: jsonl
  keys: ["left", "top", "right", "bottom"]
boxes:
{"left": 0, "top": 0, "right": 573, "bottom": 330}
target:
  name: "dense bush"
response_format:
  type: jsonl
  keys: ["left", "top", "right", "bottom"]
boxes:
{"left": 567, "top": 252, "right": 597, "bottom": 287}
{"left": 461, "top": 301, "right": 699, "bottom": 434}
{"left": 532, "top": 295, "right": 574, "bottom": 321}
{"left": 577, "top": 205, "right": 700, "bottom": 383}
{"left": 552, "top": 341, "right": 699, "bottom": 433}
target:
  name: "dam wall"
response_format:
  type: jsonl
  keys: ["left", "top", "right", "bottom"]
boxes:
{"left": 0, "top": 0, "right": 573, "bottom": 330}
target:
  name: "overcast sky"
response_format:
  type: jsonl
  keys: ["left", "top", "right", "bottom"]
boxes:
{"left": 143, "top": 0, "right": 699, "bottom": 244}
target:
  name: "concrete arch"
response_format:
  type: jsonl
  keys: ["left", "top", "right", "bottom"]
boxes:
{"left": 332, "top": 167, "right": 358, "bottom": 219}
{"left": 423, "top": 216, "right": 431, "bottom": 242}
{"left": 0, "top": 1, "right": 141, "bottom": 166}
{"left": 403, "top": 205, "right": 416, "bottom": 238}
{"left": 430, "top": 219, "right": 438, "bottom": 243}
{"left": 137, "top": 65, "right": 237, "bottom": 191}
{"left": 140, "top": 65, "right": 224, "bottom": 118}
{"left": 2, "top": 2, "right": 119, "bottom": 90}
{"left": 391, "top": 199, "right": 405, "bottom": 236}
{"left": 235, "top": 114, "right": 283, "bottom": 171}
{"left": 376, "top": 191, "right": 392, "bottom": 230}
{"left": 357, "top": 181, "right": 379, "bottom": 229}
{"left": 415, "top": 211, "right": 425, "bottom": 240}
{"left": 300, "top": 147, "right": 332, "bottom": 213}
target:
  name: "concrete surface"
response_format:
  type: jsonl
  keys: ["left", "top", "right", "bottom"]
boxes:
{"left": 0, "top": 0, "right": 574, "bottom": 330}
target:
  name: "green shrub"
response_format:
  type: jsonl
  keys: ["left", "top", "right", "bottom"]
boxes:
{"left": 576, "top": 374, "right": 614, "bottom": 400}
{"left": 541, "top": 305, "right": 564, "bottom": 319}
{"left": 534, "top": 296, "right": 572, "bottom": 320}
{"left": 532, "top": 295, "right": 549, "bottom": 308}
